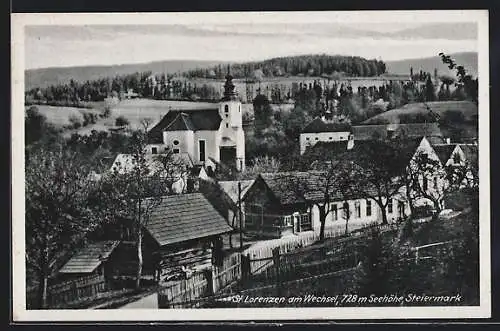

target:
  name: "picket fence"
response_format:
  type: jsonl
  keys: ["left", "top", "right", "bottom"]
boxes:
{"left": 156, "top": 220, "right": 399, "bottom": 309}
{"left": 27, "top": 274, "right": 107, "bottom": 309}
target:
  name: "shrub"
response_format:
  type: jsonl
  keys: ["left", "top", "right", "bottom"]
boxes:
{"left": 115, "top": 116, "right": 130, "bottom": 127}
{"left": 68, "top": 115, "right": 82, "bottom": 129}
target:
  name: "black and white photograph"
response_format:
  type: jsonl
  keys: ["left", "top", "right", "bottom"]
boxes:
{"left": 11, "top": 10, "right": 490, "bottom": 321}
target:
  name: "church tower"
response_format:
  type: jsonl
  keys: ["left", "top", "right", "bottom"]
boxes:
{"left": 219, "top": 65, "right": 245, "bottom": 171}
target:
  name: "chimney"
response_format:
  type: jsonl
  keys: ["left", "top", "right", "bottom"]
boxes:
{"left": 347, "top": 134, "right": 355, "bottom": 150}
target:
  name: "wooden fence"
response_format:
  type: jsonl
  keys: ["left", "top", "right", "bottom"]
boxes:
{"left": 156, "top": 221, "right": 400, "bottom": 309}
{"left": 27, "top": 274, "right": 107, "bottom": 309}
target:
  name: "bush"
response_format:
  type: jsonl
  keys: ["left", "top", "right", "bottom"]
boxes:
{"left": 68, "top": 115, "right": 82, "bottom": 129}
{"left": 115, "top": 116, "right": 130, "bottom": 127}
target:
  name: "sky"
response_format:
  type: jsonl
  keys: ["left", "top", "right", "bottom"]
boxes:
{"left": 24, "top": 16, "right": 478, "bottom": 70}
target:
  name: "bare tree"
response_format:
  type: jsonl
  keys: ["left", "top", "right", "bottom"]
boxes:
{"left": 407, "top": 150, "right": 449, "bottom": 216}
{"left": 100, "top": 129, "right": 176, "bottom": 289}
{"left": 140, "top": 117, "right": 153, "bottom": 132}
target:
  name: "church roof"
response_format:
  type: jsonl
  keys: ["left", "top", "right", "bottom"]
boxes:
{"left": 148, "top": 108, "right": 221, "bottom": 143}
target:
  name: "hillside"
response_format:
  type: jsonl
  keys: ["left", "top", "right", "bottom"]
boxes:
{"left": 25, "top": 60, "right": 224, "bottom": 90}
{"left": 362, "top": 101, "right": 478, "bottom": 125}
{"left": 385, "top": 52, "right": 477, "bottom": 78}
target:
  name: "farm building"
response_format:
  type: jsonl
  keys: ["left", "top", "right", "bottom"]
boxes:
{"left": 57, "top": 240, "right": 121, "bottom": 283}
{"left": 143, "top": 193, "right": 234, "bottom": 283}
{"left": 351, "top": 123, "right": 445, "bottom": 144}
{"left": 217, "top": 179, "right": 255, "bottom": 229}
{"left": 146, "top": 68, "right": 246, "bottom": 172}
{"left": 243, "top": 170, "right": 410, "bottom": 239}
{"left": 299, "top": 118, "right": 352, "bottom": 154}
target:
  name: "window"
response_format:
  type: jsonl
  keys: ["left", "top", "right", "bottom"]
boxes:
{"left": 283, "top": 215, "right": 292, "bottom": 226}
{"left": 342, "top": 202, "right": 350, "bottom": 220}
{"left": 173, "top": 148, "right": 180, "bottom": 154}
{"left": 225, "top": 114, "right": 229, "bottom": 118}
{"left": 355, "top": 201, "right": 361, "bottom": 218}
{"left": 366, "top": 200, "right": 372, "bottom": 216}
{"left": 388, "top": 199, "right": 393, "bottom": 213}
{"left": 151, "top": 147, "right": 158, "bottom": 154}
{"left": 224, "top": 105, "right": 229, "bottom": 113}
{"left": 331, "top": 204, "right": 338, "bottom": 221}
{"left": 453, "top": 153, "right": 461, "bottom": 164}
{"left": 329, "top": 137, "right": 333, "bottom": 140}
{"left": 315, "top": 137, "right": 319, "bottom": 140}
{"left": 300, "top": 213, "right": 312, "bottom": 231}
{"left": 423, "top": 176, "right": 428, "bottom": 191}
{"left": 239, "top": 105, "right": 241, "bottom": 112}
{"left": 199, "top": 140, "right": 206, "bottom": 162}
{"left": 340, "top": 136, "right": 345, "bottom": 140}
{"left": 226, "top": 123, "right": 229, "bottom": 128}
{"left": 173, "top": 140, "right": 179, "bottom": 146}
{"left": 306, "top": 137, "right": 310, "bottom": 141}
{"left": 433, "top": 176, "right": 438, "bottom": 189}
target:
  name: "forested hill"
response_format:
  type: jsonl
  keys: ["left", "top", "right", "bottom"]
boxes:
{"left": 25, "top": 60, "right": 224, "bottom": 91}
{"left": 185, "top": 55, "right": 386, "bottom": 79}
{"left": 385, "top": 52, "right": 477, "bottom": 77}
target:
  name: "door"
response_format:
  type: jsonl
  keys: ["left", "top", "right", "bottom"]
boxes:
{"left": 220, "top": 146, "right": 236, "bottom": 166}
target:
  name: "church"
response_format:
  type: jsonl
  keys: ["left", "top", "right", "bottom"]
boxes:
{"left": 146, "top": 67, "right": 246, "bottom": 172}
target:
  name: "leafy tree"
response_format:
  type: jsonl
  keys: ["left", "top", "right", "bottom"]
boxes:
{"left": 238, "top": 156, "right": 281, "bottom": 180}
{"left": 25, "top": 146, "right": 101, "bottom": 308}
{"left": 253, "top": 94, "right": 274, "bottom": 134}
{"left": 439, "top": 52, "right": 478, "bottom": 104}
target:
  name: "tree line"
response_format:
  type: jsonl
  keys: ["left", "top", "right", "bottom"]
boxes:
{"left": 184, "top": 55, "right": 387, "bottom": 79}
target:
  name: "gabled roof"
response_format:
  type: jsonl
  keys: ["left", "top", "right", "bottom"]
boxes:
{"left": 165, "top": 112, "right": 196, "bottom": 131}
{"left": 148, "top": 108, "right": 221, "bottom": 143}
{"left": 58, "top": 241, "right": 120, "bottom": 274}
{"left": 254, "top": 170, "right": 378, "bottom": 206}
{"left": 432, "top": 144, "right": 457, "bottom": 164}
{"left": 302, "top": 118, "right": 352, "bottom": 133}
{"left": 145, "top": 193, "right": 233, "bottom": 247}
{"left": 458, "top": 144, "right": 478, "bottom": 165}
{"left": 218, "top": 180, "right": 255, "bottom": 204}
{"left": 352, "top": 123, "right": 443, "bottom": 141}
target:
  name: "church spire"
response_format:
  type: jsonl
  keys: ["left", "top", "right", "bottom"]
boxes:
{"left": 222, "top": 64, "right": 237, "bottom": 101}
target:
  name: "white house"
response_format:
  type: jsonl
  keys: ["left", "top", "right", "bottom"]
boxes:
{"left": 243, "top": 171, "right": 411, "bottom": 238}
{"left": 299, "top": 118, "right": 352, "bottom": 155}
{"left": 146, "top": 68, "right": 245, "bottom": 172}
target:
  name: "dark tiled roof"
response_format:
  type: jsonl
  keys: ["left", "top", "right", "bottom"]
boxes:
{"left": 145, "top": 193, "right": 233, "bottom": 247}
{"left": 257, "top": 170, "right": 378, "bottom": 206}
{"left": 432, "top": 144, "right": 457, "bottom": 164}
{"left": 458, "top": 144, "right": 478, "bottom": 165}
{"left": 165, "top": 113, "right": 196, "bottom": 131}
{"left": 58, "top": 241, "right": 120, "bottom": 274}
{"left": 352, "top": 123, "right": 443, "bottom": 141}
{"left": 148, "top": 108, "right": 221, "bottom": 143}
{"left": 304, "top": 141, "right": 349, "bottom": 157}
{"left": 302, "top": 118, "right": 352, "bottom": 133}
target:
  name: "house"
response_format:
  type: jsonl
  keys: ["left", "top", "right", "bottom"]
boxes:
{"left": 299, "top": 117, "right": 445, "bottom": 155}
{"left": 146, "top": 67, "right": 246, "bottom": 172}
{"left": 351, "top": 123, "right": 445, "bottom": 144}
{"left": 299, "top": 118, "right": 352, "bottom": 154}
{"left": 433, "top": 143, "right": 478, "bottom": 188}
{"left": 243, "top": 171, "right": 410, "bottom": 239}
{"left": 143, "top": 193, "right": 234, "bottom": 282}
{"left": 109, "top": 153, "right": 193, "bottom": 194}
{"left": 218, "top": 180, "right": 254, "bottom": 229}
{"left": 57, "top": 240, "right": 121, "bottom": 283}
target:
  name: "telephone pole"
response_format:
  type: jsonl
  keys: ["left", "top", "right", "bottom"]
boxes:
{"left": 238, "top": 181, "right": 243, "bottom": 251}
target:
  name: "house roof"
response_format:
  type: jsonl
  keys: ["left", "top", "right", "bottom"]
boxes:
{"left": 458, "top": 144, "right": 478, "bottom": 165}
{"left": 302, "top": 118, "right": 352, "bottom": 133}
{"left": 148, "top": 108, "right": 221, "bottom": 143}
{"left": 145, "top": 193, "right": 233, "bottom": 247}
{"left": 352, "top": 123, "right": 443, "bottom": 141}
{"left": 432, "top": 144, "right": 457, "bottom": 164}
{"left": 255, "top": 170, "right": 379, "bottom": 206}
{"left": 58, "top": 241, "right": 120, "bottom": 274}
{"left": 218, "top": 180, "right": 255, "bottom": 204}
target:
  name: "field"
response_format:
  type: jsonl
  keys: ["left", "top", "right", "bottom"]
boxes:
{"left": 362, "top": 100, "right": 478, "bottom": 124}
{"left": 29, "top": 99, "right": 256, "bottom": 137}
